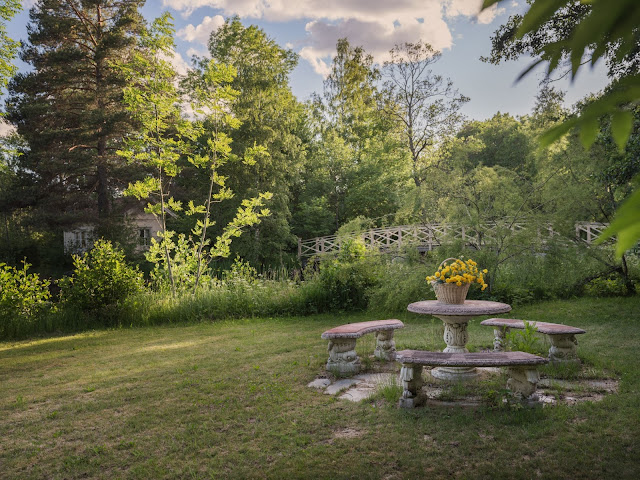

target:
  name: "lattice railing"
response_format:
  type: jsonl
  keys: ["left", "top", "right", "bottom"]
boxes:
{"left": 298, "top": 221, "right": 610, "bottom": 258}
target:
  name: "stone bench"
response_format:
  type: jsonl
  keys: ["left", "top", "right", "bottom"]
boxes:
{"left": 395, "top": 350, "right": 548, "bottom": 408}
{"left": 480, "top": 318, "right": 586, "bottom": 364}
{"left": 321, "top": 319, "right": 404, "bottom": 375}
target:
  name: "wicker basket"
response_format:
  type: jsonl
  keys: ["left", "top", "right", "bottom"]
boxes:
{"left": 431, "top": 257, "right": 471, "bottom": 304}
{"left": 431, "top": 281, "right": 470, "bottom": 304}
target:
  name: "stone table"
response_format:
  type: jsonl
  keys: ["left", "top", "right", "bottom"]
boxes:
{"left": 407, "top": 300, "right": 512, "bottom": 381}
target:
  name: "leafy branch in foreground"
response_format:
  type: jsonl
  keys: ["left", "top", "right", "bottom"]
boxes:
{"left": 119, "top": 14, "right": 272, "bottom": 294}
{"left": 117, "top": 13, "right": 187, "bottom": 296}
{"left": 183, "top": 59, "right": 272, "bottom": 292}
{"left": 482, "top": 0, "right": 640, "bottom": 257}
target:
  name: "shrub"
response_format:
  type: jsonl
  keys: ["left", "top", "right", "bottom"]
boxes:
{"left": 583, "top": 275, "right": 632, "bottom": 297}
{"left": 305, "top": 239, "right": 382, "bottom": 312}
{"left": 0, "top": 261, "right": 51, "bottom": 338}
{"left": 59, "top": 239, "right": 145, "bottom": 311}
{"left": 368, "top": 262, "right": 435, "bottom": 313}
{"left": 505, "top": 320, "right": 545, "bottom": 355}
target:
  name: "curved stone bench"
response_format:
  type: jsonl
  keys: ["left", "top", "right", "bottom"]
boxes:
{"left": 395, "top": 349, "right": 548, "bottom": 408}
{"left": 480, "top": 318, "right": 586, "bottom": 364}
{"left": 321, "top": 319, "right": 404, "bottom": 375}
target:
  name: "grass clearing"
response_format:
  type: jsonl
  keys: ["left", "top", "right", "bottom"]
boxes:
{"left": 1, "top": 297, "right": 639, "bottom": 479}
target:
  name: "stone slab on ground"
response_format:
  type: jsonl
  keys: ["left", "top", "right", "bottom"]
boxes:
{"left": 338, "top": 373, "right": 398, "bottom": 402}
{"left": 307, "top": 378, "right": 332, "bottom": 389}
{"left": 324, "top": 378, "right": 359, "bottom": 395}
{"left": 309, "top": 367, "right": 619, "bottom": 406}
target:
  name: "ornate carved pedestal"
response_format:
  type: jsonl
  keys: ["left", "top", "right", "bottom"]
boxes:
{"left": 374, "top": 330, "right": 397, "bottom": 361}
{"left": 493, "top": 327, "right": 509, "bottom": 351}
{"left": 549, "top": 334, "right": 579, "bottom": 364}
{"left": 407, "top": 300, "right": 512, "bottom": 382}
{"left": 398, "top": 364, "right": 425, "bottom": 408}
{"left": 506, "top": 367, "right": 541, "bottom": 399}
{"left": 431, "top": 315, "right": 477, "bottom": 381}
{"left": 326, "top": 338, "right": 361, "bottom": 375}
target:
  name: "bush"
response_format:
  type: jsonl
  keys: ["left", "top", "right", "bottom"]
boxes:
{"left": 583, "top": 275, "right": 632, "bottom": 297}
{"left": 59, "top": 239, "right": 145, "bottom": 312}
{"left": 505, "top": 320, "right": 545, "bottom": 355}
{"left": 304, "top": 239, "right": 382, "bottom": 312}
{"left": 368, "top": 261, "right": 435, "bottom": 312}
{"left": 0, "top": 261, "right": 51, "bottom": 338}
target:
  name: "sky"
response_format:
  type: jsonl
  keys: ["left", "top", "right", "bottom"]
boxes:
{"left": 9, "top": 0, "right": 611, "bottom": 122}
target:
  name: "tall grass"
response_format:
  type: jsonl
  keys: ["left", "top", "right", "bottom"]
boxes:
{"left": 2, "top": 243, "right": 638, "bottom": 340}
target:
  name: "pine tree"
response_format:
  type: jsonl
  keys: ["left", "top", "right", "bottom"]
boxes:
{"left": 6, "top": 0, "right": 145, "bottom": 228}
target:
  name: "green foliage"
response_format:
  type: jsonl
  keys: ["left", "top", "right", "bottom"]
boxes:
{"left": 0, "top": 260, "right": 51, "bottom": 338}
{"left": 145, "top": 232, "right": 202, "bottom": 293}
{"left": 505, "top": 320, "right": 544, "bottom": 355}
{"left": 368, "top": 261, "right": 435, "bottom": 313}
{"left": 206, "top": 17, "right": 306, "bottom": 267}
{"left": 59, "top": 239, "right": 144, "bottom": 311}
{"left": 296, "top": 39, "right": 408, "bottom": 240}
{"left": 7, "top": 0, "right": 145, "bottom": 225}
{"left": 119, "top": 15, "right": 272, "bottom": 294}
{"left": 0, "top": 0, "right": 20, "bottom": 90}
{"left": 455, "top": 113, "right": 536, "bottom": 176}
{"left": 305, "top": 240, "right": 381, "bottom": 312}
{"left": 483, "top": 0, "right": 640, "bottom": 257}
{"left": 584, "top": 275, "right": 635, "bottom": 298}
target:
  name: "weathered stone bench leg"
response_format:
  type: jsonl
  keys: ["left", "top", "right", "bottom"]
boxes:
{"left": 398, "top": 363, "right": 425, "bottom": 408}
{"left": 493, "top": 327, "right": 510, "bottom": 351}
{"left": 374, "top": 330, "right": 396, "bottom": 361}
{"left": 326, "top": 338, "right": 361, "bottom": 376}
{"left": 548, "top": 334, "right": 579, "bottom": 364}
{"left": 506, "top": 367, "right": 540, "bottom": 400}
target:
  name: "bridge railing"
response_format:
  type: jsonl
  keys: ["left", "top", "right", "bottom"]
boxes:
{"left": 298, "top": 222, "right": 610, "bottom": 258}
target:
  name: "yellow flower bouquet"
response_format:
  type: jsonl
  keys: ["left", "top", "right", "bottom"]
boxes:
{"left": 426, "top": 257, "right": 488, "bottom": 304}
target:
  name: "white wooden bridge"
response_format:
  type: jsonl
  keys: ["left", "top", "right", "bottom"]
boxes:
{"left": 297, "top": 222, "right": 610, "bottom": 258}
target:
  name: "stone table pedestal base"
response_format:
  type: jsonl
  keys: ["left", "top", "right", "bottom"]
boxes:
{"left": 432, "top": 315, "right": 478, "bottom": 381}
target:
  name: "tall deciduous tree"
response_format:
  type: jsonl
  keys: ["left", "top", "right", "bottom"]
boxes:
{"left": 382, "top": 41, "right": 468, "bottom": 187}
{"left": 482, "top": 0, "right": 640, "bottom": 256}
{"left": 297, "top": 38, "right": 408, "bottom": 236}
{"left": 6, "top": 0, "right": 145, "bottom": 227}
{"left": 205, "top": 17, "right": 306, "bottom": 267}
{"left": 456, "top": 113, "right": 536, "bottom": 176}
{"left": 120, "top": 14, "right": 272, "bottom": 294}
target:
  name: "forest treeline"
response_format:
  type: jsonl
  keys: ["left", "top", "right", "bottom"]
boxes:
{"left": 0, "top": 1, "right": 638, "bottom": 277}
{"left": 0, "top": 1, "right": 638, "bottom": 340}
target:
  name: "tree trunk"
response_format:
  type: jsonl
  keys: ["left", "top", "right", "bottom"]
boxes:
{"left": 95, "top": 3, "right": 110, "bottom": 219}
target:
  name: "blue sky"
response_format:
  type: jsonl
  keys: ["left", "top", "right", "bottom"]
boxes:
{"left": 10, "top": 0, "right": 610, "bottom": 121}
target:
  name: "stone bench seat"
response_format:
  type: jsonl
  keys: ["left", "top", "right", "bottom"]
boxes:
{"left": 321, "top": 320, "right": 404, "bottom": 375}
{"left": 480, "top": 318, "right": 586, "bottom": 364}
{"left": 395, "top": 349, "right": 548, "bottom": 408}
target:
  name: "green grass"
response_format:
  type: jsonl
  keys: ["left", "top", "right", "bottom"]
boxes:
{"left": 1, "top": 297, "right": 639, "bottom": 479}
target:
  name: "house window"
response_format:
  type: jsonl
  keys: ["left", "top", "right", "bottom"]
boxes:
{"left": 139, "top": 228, "right": 151, "bottom": 246}
{"left": 74, "top": 230, "right": 89, "bottom": 248}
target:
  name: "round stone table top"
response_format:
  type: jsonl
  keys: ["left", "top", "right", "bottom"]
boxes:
{"left": 407, "top": 300, "right": 512, "bottom": 316}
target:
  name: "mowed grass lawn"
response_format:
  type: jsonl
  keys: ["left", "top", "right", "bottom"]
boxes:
{"left": 1, "top": 297, "right": 639, "bottom": 479}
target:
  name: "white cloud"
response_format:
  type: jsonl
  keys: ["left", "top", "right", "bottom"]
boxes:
{"left": 476, "top": 4, "right": 505, "bottom": 24}
{"left": 0, "top": 120, "right": 15, "bottom": 138}
{"left": 177, "top": 15, "right": 225, "bottom": 44}
{"left": 164, "top": 0, "right": 507, "bottom": 75}
{"left": 159, "top": 49, "right": 191, "bottom": 76}
{"left": 186, "top": 47, "right": 210, "bottom": 59}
